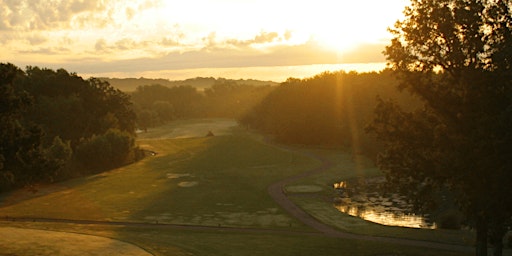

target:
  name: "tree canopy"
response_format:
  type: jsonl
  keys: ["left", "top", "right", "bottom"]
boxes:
{"left": 0, "top": 64, "right": 56, "bottom": 190}
{"left": 367, "top": 1, "right": 512, "bottom": 255}
{"left": 130, "top": 81, "right": 274, "bottom": 130}
{"left": 239, "top": 71, "right": 417, "bottom": 156}
{"left": 0, "top": 63, "right": 139, "bottom": 191}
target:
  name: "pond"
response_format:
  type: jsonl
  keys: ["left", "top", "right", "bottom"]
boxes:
{"left": 333, "top": 177, "right": 437, "bottom": 229}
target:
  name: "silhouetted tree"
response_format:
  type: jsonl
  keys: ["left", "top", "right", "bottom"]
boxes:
{"left": 239, "top": 71, "right": 411, "bottom": 152}
{"left": 367, "top": 1, "right": 512, "bottom": 255}
{"left": 74, "top": 129, "right": 135, "bottom": 172}
{"left": 131, "top": 82, "right": 273, "bottom": 127}
{"left": 1, "top": 63, "right": 139, "bottom": 189}
{"left": 21, "top": 67, "right": 136, "bottom": 147}
{"left": 131, "top": 84, "right": 203, "bottom": 126}
{"left": 0, "top": 64, "right": 58, "bottom": 191}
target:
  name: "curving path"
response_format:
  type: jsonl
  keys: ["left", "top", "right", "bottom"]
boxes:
{"left": 0, "top": 125, "right": 484, "bottom": 254}
{"left": 266, "top": 147, "right": 474, "bottom": 253}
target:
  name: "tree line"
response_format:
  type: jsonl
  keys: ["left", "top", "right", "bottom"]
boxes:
{"left": 0, "top": 63, "right": 140, "bottom": 192}
{"left": 102, "top": 76, "right": 278, "bottom": 92}
{"left": 0, "top": 64, "right": 275, "bottom": 192}
{"left": 239, "top": 70, "right": 420, "bottom": 157}
{"left": 1, "top": 1, "right": 510, "bottom": 253}
{"left": 131, "top": 80, "right": 274, "bottom": 130}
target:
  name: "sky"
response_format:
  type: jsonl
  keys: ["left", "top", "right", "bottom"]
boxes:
{"left": 0, "top": 0, "right": 409, "bottom": 81}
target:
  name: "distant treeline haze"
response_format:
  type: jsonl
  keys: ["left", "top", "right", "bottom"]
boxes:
{"left": 102, "top": 77, "right": 278, "bottom": 92}
{"left": 131, "top": 70, "right": 420, "bottom": 157}
{"left": 130, "top": 80, "right": 275, "bottom": 129}
{"left": 1, "top": 62, "right": 418, "bottom": 192}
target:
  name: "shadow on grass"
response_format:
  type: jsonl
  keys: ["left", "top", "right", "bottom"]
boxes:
{"left": 129, "top": 134, "right": 315, "bottom": 230}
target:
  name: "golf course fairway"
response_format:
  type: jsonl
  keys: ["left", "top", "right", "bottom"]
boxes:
{"left": 0, "top": 119, "right": 477, "bottom": 255}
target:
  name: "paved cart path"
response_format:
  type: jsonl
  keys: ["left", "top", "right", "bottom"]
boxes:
{"left": 0, "top": 122, "right": 499, "bottom": 255}
{"left": 266, "top": 147, "right": 475, "bottom": 253}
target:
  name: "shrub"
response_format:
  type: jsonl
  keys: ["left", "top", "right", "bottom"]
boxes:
{"left": 435, "top": 209, "right": 463, "bottom": 230}
{"left": 74, "top": 129, "right": 135, "bottom": 173}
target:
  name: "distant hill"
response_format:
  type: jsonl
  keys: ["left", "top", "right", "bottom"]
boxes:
{"left": 99, "top": 77, "right": 279, "bottom": 92}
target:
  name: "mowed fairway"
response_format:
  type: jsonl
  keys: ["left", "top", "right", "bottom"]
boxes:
{"left": 0, "top": 119, "right": 472, "bottom": 255}
{"left": 0, "top": 119, "right": 316, "bottom": 229}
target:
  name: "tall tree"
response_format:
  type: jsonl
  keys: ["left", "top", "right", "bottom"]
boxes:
{"left": 1, "top": 64, "right": 139, "bottom": 188}
{"left": 367, "top": 1, "right": 512, "bottom": 255}
{"left": 0, "top": 64, "right": 56, "bottom": 191}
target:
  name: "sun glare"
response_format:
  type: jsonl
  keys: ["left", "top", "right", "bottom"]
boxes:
{"left": 1, "top": 0, "right": 410, "bottom": 79}
{"left": 309, "top": 1, "right": 408, "bottom": 54}
{"left": 154, "top": 0, "right": 407, "bottom": 53}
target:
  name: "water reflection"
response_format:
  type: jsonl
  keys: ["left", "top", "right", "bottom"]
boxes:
{"left": 333, "top": 178, "right": 436, "bottom": 229}
{"left": 334, "top": 204, "right": 436, "bottom": 229}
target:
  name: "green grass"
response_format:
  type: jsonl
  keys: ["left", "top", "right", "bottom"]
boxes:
{"left": 0, "top": 119, "right": 478, "bottom": 255}
{"left": 137, "top": 118, "right": 238, "bottom": 140}
{"left": 0, "top": 226, "right": 151, "bottom": 256}
{"left": 0, "top": 127, "right": 316, "bottom": 230}
{"left": 3, "top": 221, "right": 471, "bottom": 256}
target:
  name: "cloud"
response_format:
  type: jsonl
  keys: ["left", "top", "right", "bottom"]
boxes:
{"left": 202, "top": 32, "right": 218, "bottom": 48}
{"left": 0, "top": 0, "right": 163, "bottom": 31}
{"left": 69, "top": 0, "right": 100, "bottom": 13}
{"left": 125, "top": 7, "right": 136, "bottom": 20}
{"left": 203, "top": 31, "right": 291, "bottom": 49}
{"left": 225, "top": 31, "right": 280, "bottom": 48}
{"left": 137, "top": 0, "right": 163, "bottom": 10}
{"left": 95, "top": 38, "right": 109, "bottom": 52}
{"left": 18, "top": 46, "right": 70, "bottom": 55}
{"left": 92, "top": 37, "right": 153, "bottom": 53}
{"left": 60, "top": 39, "right": 385, "bottom": 75}
{"left": 337, "top": 43, "right": 387, "bottom": 63}
{"left": 161, "top": 37, "right": 181, "bottom": 47}
{"left": 7, "top": 36, "right": 386, "bottom": 82}
{"left": 158, "top": 23, "right": 185, "bottom": 47}
{"left": 283, "top": 30, "right": 292, "bottom": 40}
{"left": 0, "top": 0, "right": 108, "bottom": 30}
{"left": 26, "top": 34, "right": 48, "bottom": 45}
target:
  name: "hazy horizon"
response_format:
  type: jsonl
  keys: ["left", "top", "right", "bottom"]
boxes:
{"left": 83, "top": 62, "right": 387, "bottom": 82}
{"left": 1, "top": 0, "right": 408, "bottom": 81}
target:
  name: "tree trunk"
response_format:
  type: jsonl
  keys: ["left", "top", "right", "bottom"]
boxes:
{"left": 493, "top": 239, "right": 503, "bottom": 256}
{"left": 476, "top": 217, "right": 488, "bottom": 256}
{"left": 490, "top": 224, "right": 506, "bottom": 256}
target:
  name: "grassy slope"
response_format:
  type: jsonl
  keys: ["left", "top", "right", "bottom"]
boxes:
{"left": 0, "top": 129, "right": 315, "bottom": 229}
{"left": 0, "top": 119, "right": 472, "bottom": 255}
{"left": 0, "top": 226, "right": 151, "bottom": 256}
{"left": 2, "top": 221, "right": 469, "bottom": 256}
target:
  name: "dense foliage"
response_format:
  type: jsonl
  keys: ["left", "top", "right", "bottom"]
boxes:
{"left": 0, "top": 64, "right": 55, "bottom": 190}
{"left": 131, "top": 80, "right": 274, "bottom": 130}
{"left": 239, "top": 71, "right": 418, "bottom": 155}
{"left": 102, "top": 76, "right": 278, "bottom": 92}
{"left": 367, "top": 1, "right": 512, "bottom": 255}
{"left": 0, "top": 63, "right": 139, "bottom": 192}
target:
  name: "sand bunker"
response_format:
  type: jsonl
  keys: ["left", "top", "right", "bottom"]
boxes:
{"left": 167, "top": 173, "right": 191, "bottom": 179}
{"left": 178, "top": 181, "right": 198, "bottom": 187}
{"left": 0, "top": 227, "right": 152, "bottom": 256}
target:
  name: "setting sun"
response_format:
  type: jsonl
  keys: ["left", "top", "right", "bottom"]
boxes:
{"left": 1, "top": 0, "right": 409, "bottom": 80}
{"left": 2, "top": 1, "right": 511, "bottom": 255}
{"left": 304, "top": 1, "right": 408, "bottom": 54}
